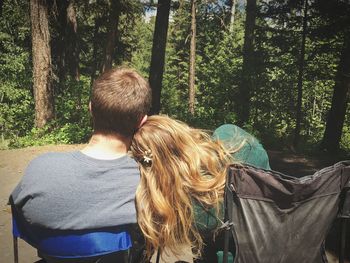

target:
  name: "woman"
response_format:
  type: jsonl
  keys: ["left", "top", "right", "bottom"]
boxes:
{"left": 130, "top": 115, "right": 270, "bottom": 261}
{"left": 130, "top": 115, "right": 232, "bottom": 259}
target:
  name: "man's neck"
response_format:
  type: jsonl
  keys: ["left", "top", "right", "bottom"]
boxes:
{"left": 81, "top": 133, "right": 131, "bottom": 160}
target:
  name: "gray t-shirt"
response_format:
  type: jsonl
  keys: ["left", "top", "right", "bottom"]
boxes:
{"left": 11, "top": 151, "right": 140, "bottom": 230}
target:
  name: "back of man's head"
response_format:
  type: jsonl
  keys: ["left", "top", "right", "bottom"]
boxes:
{"left": 91, "top": 67, "right": 152, "bottom": 138}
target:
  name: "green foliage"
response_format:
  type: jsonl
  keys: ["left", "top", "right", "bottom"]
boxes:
{"left": 11, "top": 122, "right": 91, "bottom": 148}
{"left": 340, "top": 113, "right": 350, "bottom": 151}
{"left": 161, "top": 1, "right": 244, "bottom": 129}
{"left": 0, "top": 0, "right": 33, "bottom": 141}
{"left": 0, "top": 0, "right": 349, "bottom": 155}
{"left": 9, "top": 77, "right": 92, "bottom": 148}
{"left": 129, "top": 17, "right": 154, "bottom": 75}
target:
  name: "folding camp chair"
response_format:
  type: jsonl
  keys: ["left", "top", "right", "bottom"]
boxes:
{"left": 222, "top": 161, "right": 350, "bottom": 263}
{"left": 10, "top": 196, "right": 137, "bottom": 263}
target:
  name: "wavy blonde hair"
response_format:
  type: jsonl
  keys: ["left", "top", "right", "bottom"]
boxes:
{"left": 130, "top": 115, "right": 231, "bottom": 259}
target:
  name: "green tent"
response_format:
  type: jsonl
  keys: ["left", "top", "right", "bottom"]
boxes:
{"left": 212, "top": 124, "right": 271, "bottom": 170}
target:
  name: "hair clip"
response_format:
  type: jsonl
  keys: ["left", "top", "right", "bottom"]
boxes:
{"left": 143, "top": 149, "right": 153, "bottom": 164}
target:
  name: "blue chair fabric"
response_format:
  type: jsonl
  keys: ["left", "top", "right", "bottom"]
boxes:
{"left": 10, "top": 196, "right": 132, "bottom": 261}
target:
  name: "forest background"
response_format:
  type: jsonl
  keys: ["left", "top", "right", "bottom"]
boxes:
{"left": 0, "top": 0, "right": 349, "bottom": 157}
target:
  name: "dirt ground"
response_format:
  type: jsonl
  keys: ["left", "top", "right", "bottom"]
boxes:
{"left": 0, "top": 145, "right": 348, "bottom": 262}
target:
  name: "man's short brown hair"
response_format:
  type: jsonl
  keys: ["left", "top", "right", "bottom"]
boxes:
{"left": 91, "top": 67, "right": 152, "bottom": 138}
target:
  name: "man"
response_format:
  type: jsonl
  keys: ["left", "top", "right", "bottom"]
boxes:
{"left": 10, "top": 67, "right": 152, "bottom": 262}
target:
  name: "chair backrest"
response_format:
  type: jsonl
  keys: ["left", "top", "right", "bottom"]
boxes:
{"left": 10, "top": 196, "right": 132, "bottom": 260}
{"left": 223, "top": 161, "right": 350, "bottom": 263}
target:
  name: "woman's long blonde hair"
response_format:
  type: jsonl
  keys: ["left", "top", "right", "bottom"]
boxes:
{"left": 130, "top": 115, "right": 231, "bottom": 259}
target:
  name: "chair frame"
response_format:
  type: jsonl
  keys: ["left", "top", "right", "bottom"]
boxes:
{"left": 222, "top": 164, "right": 350, "bottom": 263}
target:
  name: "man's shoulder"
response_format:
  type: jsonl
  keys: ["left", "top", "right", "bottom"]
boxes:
{"left": 27, "top": 151, "right": 75, "bottom": 170}
{"left": 31, "top": 151, "right": 73, "bottom": 162}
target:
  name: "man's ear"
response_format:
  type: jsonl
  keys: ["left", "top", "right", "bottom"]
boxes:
{"left": 138, "top": 115, "right": 148, "bottom": 128}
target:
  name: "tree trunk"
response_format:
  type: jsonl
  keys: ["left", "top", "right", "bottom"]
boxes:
{"left": 55, "top": 0, "right": 79, "bottom": 85}
{"left": 149, "top": 0, "right": 171, "bottom": 114}
{"left": 30, "top": 0, "right": 54, "bottom": 128}
{"left": 229, "top": 0, "right": 237, "bottom": 32}
{"left": 236, "top": 0, "right": 256, "bottom": 126}
{"left": 293, "top": 0, "right": 308, "bottom": 147}
{"left": 56, "top": 0, "right": 69, "bottom": 91}
{"left": 101, "top": 0, "right": 121, "bottom": 73}
{"left": 90, "top": 17, "right": 101, "bottom": 87}
{"left": 321, "top": 36, "right": 350, "bottom": 152}
{"left": 189, "top": 0, "right": 197, "bottom": 115}
{"left": 66, "top": 0, "right": 79, "bottom": 81}
{"left": 0, "top": 0, "right": 4, "bottom": 17}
